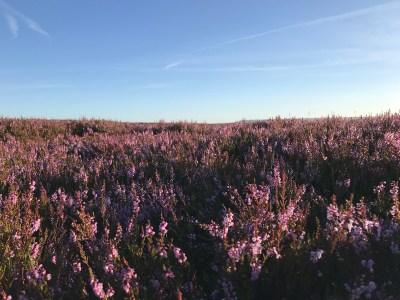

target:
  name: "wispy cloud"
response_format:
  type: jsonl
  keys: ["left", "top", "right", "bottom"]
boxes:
{"left": 5, "top": 14, "right": 18, "bottom": 37}
{"left": 131, "top": 80, "right": 193, "bottom": 90}
{"left": 0, "top": 83, "right": 69, "bottom": 91}
{"left": 166, "top": 63, "right": 334, "bottom": 73}
{"left": 0, "top": 0, "right": 49, "bottom": 37}
{"left": 192, "top": 1, "right": 400, "bottom": 52}
{"left": 165, "top": 55, "right": 400, "bottom": 73}
{"left": 130, "top": 82, "right": 174, "bottom": 90}
{"left": 133, "top": 83, "right": 173, "bottom": 90}
{"left": 165, "top": 61, "right": 183, "bottom": 69}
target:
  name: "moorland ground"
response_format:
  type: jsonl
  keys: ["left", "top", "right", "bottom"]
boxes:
{"left": 1, "top": 115, "right": 400, "bottom": 299}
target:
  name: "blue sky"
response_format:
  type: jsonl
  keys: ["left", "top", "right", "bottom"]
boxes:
{"left": 1, "top": 0, "right": 400, "bottom": 122}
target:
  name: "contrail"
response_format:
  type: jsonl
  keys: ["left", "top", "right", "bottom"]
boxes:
{"left": 0, "top": 0, "right": 50, "bottom": 37}
{"left": 165, "top": 61, "right": 183, "bottom": 69}
{"left": 192, "top": 1, "right": 400, "bottom": 53}
{"left": 5, "top": 14, "right": 19, "bottom": 37}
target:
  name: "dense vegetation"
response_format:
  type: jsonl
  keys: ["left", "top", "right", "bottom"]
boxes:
{"left": 1, "top": 114, "right": 400, "bottom": 299}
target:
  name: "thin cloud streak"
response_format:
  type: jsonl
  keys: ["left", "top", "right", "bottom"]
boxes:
{"left": 0, "top": 83, "right": 69, "bottom": 91}
{"left": 0, "top": 0, "right": 49, "bottom": 37}
{"left": 131, "top": 80, "right": 193, "bottom": 90}
{"left": 192, "top": 1, "right": 400, "bottom": 52}
{"left": 165, "top": 61, "right": 183, "bottom": 69}
{"left": 166, "top": 57, "right": 400, "bottom": 73}
{"left": 132, "top": 83, "right": 172, "bottom": 90}
{"left": 5, "top": 14, "right": 18, "bottom": 37}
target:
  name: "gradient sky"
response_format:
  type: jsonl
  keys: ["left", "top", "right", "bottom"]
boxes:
{"left": 1, "top": 0, "right": 400, "bottom": 122}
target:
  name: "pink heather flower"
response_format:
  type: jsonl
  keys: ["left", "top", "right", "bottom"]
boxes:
{"left": 108, "top": 245, "right": 118, "bottom": 259}
{"left": 373, "top": 181, "right": 386, "bottom": 195}
{"left": 158, "top": 247, "right": 168, "bottom": 258}
{"left": 30, "top": 219, "right": 41, "bottom": 234}
{"left": 73, "top": 261, "right": 82, "bottom": 273}
{"left": 142, "top": 223, "right": 155, "bottom": 238}
{"left": 173, "top": 247, "right": 187, "bottom": 264}
{"left": 51, "top": 255, "right": 57, "bottom": 264}
{"left": 29, "top": 181, "right": 36, "bottom": 192}
{"left": 30, "top": 243, "right": 40, "bottom": 260}
{"left": 344, "top": 178, "right": 351, "bottom": 188}
{"left": 90, "top": 278, "right": 106, "bottom": 299}
{"left": 390, "top": 182, "right": 399, "bottom": 201}
{"left": 250, "top": 263, "right": 262, "bottom": 281}
{"left": 9, "top": 193, "right": 17, "bottom": 205}
{"left": 127, "top": 166, "right": 136, "bottom": 178}
{"left": 346, "top": 218, "right": 354, "bottom": 232}
{"left": 105, "top": 287, "right": 115, "bottom": 298}
{"left": 159, "top": 220, "right": 168, "bottom": 236}
{"left": 103, "top": 263, "right": 114, "bottom": 274}
{"left": 92, "top": 222, "right": 98, "bottom": 235}
{"left": 310, "top": 249, "right": 324, "bottom": 263}
{"left": 205, "top": 222, "right": 220, "bottom": 237}
{"left": 220, "top": 211, "right": 234, "bottom": 239}
{"left": 121, "top": 267, "right": 137, "bottom": 294}
{"left": 70, "top": 231, "right": 77, "bottom": 243}
{"left": 246, "top": 196, "right": 252, "bottom": 206}
{"left": 261, "top": 185, "right": 270, "bottom": 203}
{"left": 163, "top": 268, "right": 175, "bottom": 279}
{"left": 285, "top": 205, "right": 295, "bottom": 219}
{"left": 327, "top": 204, "right": 338, "bottom": 221}
{"left": 250, "top": 236, "right": 263, "bottom": 257}
{"left": 127, "top": 218, "right": 134, "bottom": 235}
{"left": 13, "top": 233, "right": 21, "bottom": 241}
{"left": 228, "top": 247, "right": 241, "bottom": 263}
{"left": 391, "top": 205, "right": 398, "bottom": 217}
{"left": 60, "top": 193, "right": 67, "bottom": 203}
{"left": 268, "top": 247, "right": 281, "bottom": 259}
{"left": 6, "top": 250, "right": 14, "bottom": 258}
{"left": 59, "top": 190, "right": 67, "bottom": 203}
{"left": 26, "top": 264, "right": 50, "bottom": 285}
{"left": 219, "top": 227, "right": 230, "bottom": 240}
{"left": 273, "top": 166, "right": 281, "bottom": 187}
{"left": 132, "top": 196, "right": 141, "bottom": 215}
{"left": 364, "top": 220, "right": 379, "bottom": 232}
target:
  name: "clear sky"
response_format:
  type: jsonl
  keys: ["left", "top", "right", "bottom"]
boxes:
{"left": 1, "top": 0, "right": 399, "bottom": 122}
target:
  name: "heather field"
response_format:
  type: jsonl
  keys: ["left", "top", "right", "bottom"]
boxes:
{"left": 2, "top": 114, "right": 400, "bottom": 300}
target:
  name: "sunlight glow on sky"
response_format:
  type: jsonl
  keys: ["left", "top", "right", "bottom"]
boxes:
{"left": 1, "top": 0, "right": 400, "bottom": 122}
